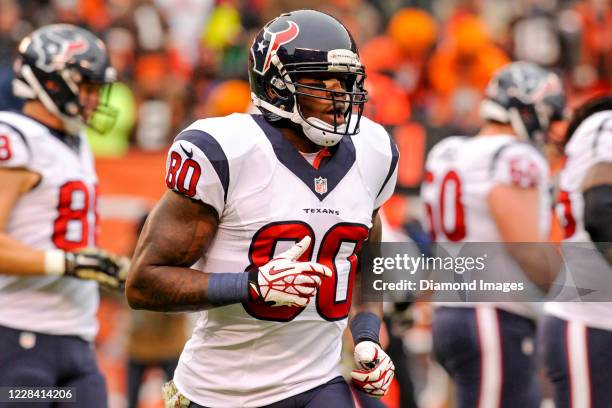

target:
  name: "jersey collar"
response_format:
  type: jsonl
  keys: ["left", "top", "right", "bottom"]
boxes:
{"left": 251, "top": 114, "right": 356, "bottom": 201}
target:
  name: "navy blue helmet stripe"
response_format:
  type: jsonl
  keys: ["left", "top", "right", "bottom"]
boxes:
{"left": 377, "top": 135, "right": 399, "bottom": 198}
{"left": 175, "top": 129, "right": 230, "bottom": 202}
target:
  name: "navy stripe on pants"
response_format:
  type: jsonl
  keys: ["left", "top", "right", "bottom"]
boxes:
{"left": 539, "top": 314, "right": 612, "bottom": 408}
{"left": 432, "top": 306, "right": 541, "bottom": 408}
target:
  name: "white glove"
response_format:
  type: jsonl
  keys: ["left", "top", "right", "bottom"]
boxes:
{"left": 248, "top": 236, "right": 331, "bottom": 307}
{"left": 351, "top": 340, "right": 395, "bottom": 398}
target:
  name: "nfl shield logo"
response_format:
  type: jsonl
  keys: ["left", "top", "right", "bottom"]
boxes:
{"left": 314, "top": 177, "right": 328, "bottom": 195}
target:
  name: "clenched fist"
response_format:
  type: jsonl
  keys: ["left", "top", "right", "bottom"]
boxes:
{"left": 248, "top": 236, "right": 331, "bottom": 307}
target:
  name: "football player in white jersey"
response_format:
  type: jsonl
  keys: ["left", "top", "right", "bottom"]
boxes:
{"left": 421, "top": 62, "right": 565, "bottom": 408}
{"left": 540, "top": 94, "right": 612, "bottom": 408}
{"left": 0, "top": 25, "right": 129, "bottom": 406}
{"left": 127, "top": 10, "right": 397, "bottom": 408}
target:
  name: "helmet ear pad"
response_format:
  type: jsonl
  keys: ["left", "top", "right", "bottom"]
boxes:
{"left": 266, "top": 75, "right": 295, "bottom": 112}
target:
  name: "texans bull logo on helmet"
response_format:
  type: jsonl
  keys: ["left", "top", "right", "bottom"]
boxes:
{"left": 29, "top": 26, "right": 90, "bottom": 73}
{"left": 251, "top": 20, "right": 300, "bottom": 75}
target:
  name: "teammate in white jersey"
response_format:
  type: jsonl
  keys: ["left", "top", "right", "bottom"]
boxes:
{"left": 127, "top": 10, "right": 397, "bottom": 408}
{"left": 421, "top": 62, "right": 565, "bottom": 408}
{"left": 0, "top": 25, "right": 129, "bottom": 407}
{"left": 540, "top": 94, "right": 612, "bottom": 408}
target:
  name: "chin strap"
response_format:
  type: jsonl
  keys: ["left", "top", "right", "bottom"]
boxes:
{"left": 480, "top": 98, "right": 530, "bottom": 141}
{"left": 251, "top": 50, "right": 347, "bottom": 147}
{"left": 480, "top": 98, "right": 550, "bottom": 146}
{"left": 300, "top": 117, "right": 345, "bottom": 146}
{"left": 507, "top": 107, "right": 530, "bottom": 142}
{"left": 252, "top": 93, "right": 344, "bottom": 147}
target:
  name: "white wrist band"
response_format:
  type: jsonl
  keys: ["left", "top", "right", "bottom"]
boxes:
{"left": 44, "top": 250, "right": 66, "bottom": 275}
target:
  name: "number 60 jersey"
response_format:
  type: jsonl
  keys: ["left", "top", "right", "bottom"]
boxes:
{"left": 0, "top": 111, "right": 99, "bottom": 341}
{"left": 421, "top": 135, "right": 550, "bottom": 316}
{"left": 165, "top": 114, "right": 398, "bottom": 407}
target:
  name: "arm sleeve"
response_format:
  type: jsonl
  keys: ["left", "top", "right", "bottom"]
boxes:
{"left": 490, "top": 143, "right": 547, "bottom": 189}
{"left": 165, "top": 129, "right": 229, "bottom": 217}
{"left": 0, "top": 122, "right": 31, "bottom": 169}
{"left": 374, "top": 132, "right": 399, "bottom": 209}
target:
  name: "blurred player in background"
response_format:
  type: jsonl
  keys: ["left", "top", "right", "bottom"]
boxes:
{"left": 127, "top": 9, "right": 397, "bottom": 408}
{"left": 541, "top": 94, "right": 612, "bottom": 408}
{"left": 0, "top": 24, "right": 129, "bottom": 406}
{"left": 421, "top": 61, "right": 565, "bottom": 407}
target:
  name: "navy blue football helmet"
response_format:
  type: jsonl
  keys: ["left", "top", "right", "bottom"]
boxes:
{"left": 480, "top": 61, "right": 565, "bottom": 145}
{"left": 12, "top": 24, "right": 117, "bottom": 134}
{"left": 248, "top": 10, "right": 367, "bottom": 146}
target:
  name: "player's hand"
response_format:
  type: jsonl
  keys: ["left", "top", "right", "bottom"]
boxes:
{"left": 351, "top": 341, "right": 395, "bottom": 398}
{"left": 248, "top": 236, "right": 331, "bottom": 307}
{"left": 65, "top": 248, "right": 130, "bottom": 290}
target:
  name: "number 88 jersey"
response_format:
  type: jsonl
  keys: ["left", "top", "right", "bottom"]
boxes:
{"left": 165, "top": 113, "right": 398, "bottom": 407}
{"left": 0, "top": 111, "right": 99, "bottom": 341}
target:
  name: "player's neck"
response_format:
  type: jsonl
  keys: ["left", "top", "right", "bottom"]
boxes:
{"left": 277, "top": 126, "right": 321, "bottom": 153}
{"left": 478, "top": 122, "right": 517, "bottom": 138}
{"left": 23, "top": 101, "right": 65, "bottom": 132}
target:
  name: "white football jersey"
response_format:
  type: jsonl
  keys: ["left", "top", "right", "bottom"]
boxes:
{"left": 546, "top": 110, "right": 612, "bottom": 330}
{"left": 0, "top": 111, "right": 99, "bottom": 341}
{"left": 166, "top": 114, "right": 398, "bottom": 407}
{"left": 421, "top": 135, "right": 550, "bottom": 316}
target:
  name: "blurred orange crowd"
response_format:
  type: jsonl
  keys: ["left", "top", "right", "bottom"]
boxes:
{"left": 1, "top": 1, "right": 611, "bottom": 407}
